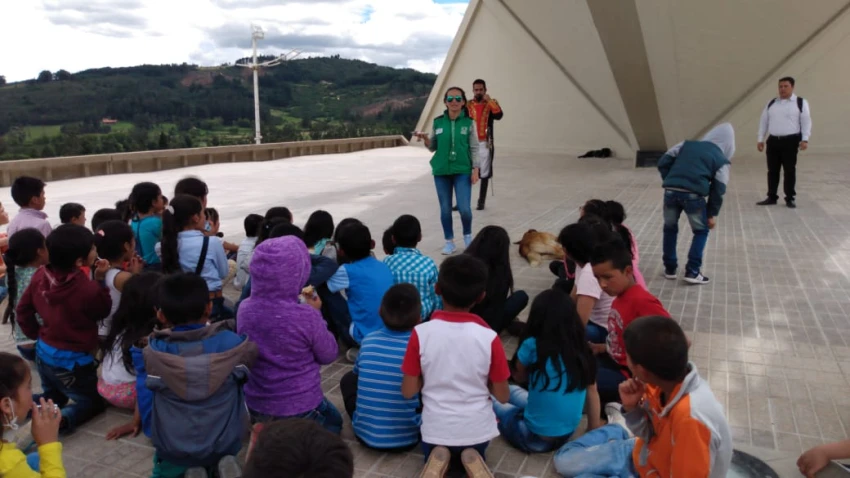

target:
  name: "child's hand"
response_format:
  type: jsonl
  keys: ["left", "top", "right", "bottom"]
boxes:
{"left": 618, "top": 378, "right": 645, "bottom": 412}
{"left": 707, "top": 217, "right": 717, "bottom": 229}
{"left": 94, "top": 259, "right": 111, "bottom": 281}
{"left": 589, "top": 342, "right": 607, "bottom": 355}
{"left": 128, "top": 255, "right": 144, "bottom": 274}
{"left": 31, "top": 398, "right": 61, "bottom": 446}
{"left": 106, "top": 420, "right": 141, "bottom": 440}
{"left": 798, "top": 446, "right": 831, "bottom": 477}
{"left": 303, "top": 291, "right": 322, "bottom": 310}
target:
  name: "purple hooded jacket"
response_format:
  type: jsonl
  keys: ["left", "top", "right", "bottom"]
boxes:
{"left": 237, "top": 236, "right": 338, "bottom": 417}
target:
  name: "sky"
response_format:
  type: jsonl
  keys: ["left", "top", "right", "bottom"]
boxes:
{"left": 0, "top": 0, "right": 469, "bottom": 82}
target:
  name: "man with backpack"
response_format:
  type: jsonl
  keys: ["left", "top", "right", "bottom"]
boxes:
{"left": 756, "top": 76, "right": 812, "bottom": 208}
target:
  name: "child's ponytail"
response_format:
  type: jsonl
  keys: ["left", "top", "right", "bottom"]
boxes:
{"left": 93, "top": 220, "right": 135, "bottom": 262}
{"left": 2, "top": 229, "right": 46, "bottom": 328}
{"left": 161, "top": 195, "right": 203, "bottom": 274}
{"left": 604, "top": 200, "right": 634, "bottom": 252}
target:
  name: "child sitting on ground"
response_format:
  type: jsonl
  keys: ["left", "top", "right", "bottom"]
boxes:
{"left": 466, "top": 226, "right": 529, "bottom": 335}
{"left": 16, "top": 224, "right": 112, "bottom": 433}
{"left": 144, "top": 273, "right": 257, "bottom": 477}
{"left": 590, "top": 239, "right": 670, "bottom": 404}
{"left": 384, "top": 215, "right": 440, "bottom": 320}
{"left": 91, "top": 208, "right": 123, "bottom": 232}
{"left": 402, "top": 254, "right": 511, "bottom": 476}
{"left": 558, "top": 220, "right": 616, "bottom": 344}
{"left": 554, "top": 316, "right": 732, "bottom": 477}
{"left": 93, "top": 220, "right": 144, "bottom": 340}
{"left": 244, "top": 419, "right": 354, "bottom": 478}
{"left": 304, "top": 210, "right": 335, "bottom": 257}
{"left": 99, "top": 272, "right": 162, "bottom": 441}
{"left": 237, "top": 235, "right": 342, "bottom": 433}
{"left": 128, "top": 182, "right": 165, "bottom": 272}
{"left": 340, "top": 283, "right": 422, "bottom": 451}
{"left": 59, "top": 203, "right": 86, "bottom": 227}
{"left": 497, "top": 288, "right": 601, "bottom": 454}
{"left": 0, "top": 352, "right": 65, "bottom": 477}
{"left": 2, "top": 229, "right": 48, "bottom": 362}
{"left": 7, "top": 176, "right": 52, "bottom": 238}
{"left": 328, "top": 222, "right": 394, "bottom": 362}
{"left": 160, "top": 195, "right": 232, "bottom": 321}
{"left": 234, "top": 213, "right": 263, "bottom": 289}
{"left": 582, "top": 199, "right": 647, "bottom": 289}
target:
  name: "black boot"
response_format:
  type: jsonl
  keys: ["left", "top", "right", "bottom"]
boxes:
{"left": 477, "top": 178, "right": 489, "bottom": 210}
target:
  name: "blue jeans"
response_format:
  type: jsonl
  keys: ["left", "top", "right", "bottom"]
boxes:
{"left": 434, "top": 174, "right": 472, "bottom": 240}
{"left": 34, "top": 358, "right": 105, "bottom": 433}
{"left": 250, "top": 396, "right": 343, "bottom": 435}
{"left": 554, "top": 424, "right": 637, "bottom": 477}
{"left": 662, "top": 190, "right": 709, "bottom": 276}
{"left": 586, "top": 322, "right": 608, "bottom": 344}
{"left": 210, "top": 296, "right": 234, "bottom": 322}
{"left": 596, "top": 354, "right": 628, "bottom": 405}
{"left": 492, "top": 385, "right": 571, "bottom": 453}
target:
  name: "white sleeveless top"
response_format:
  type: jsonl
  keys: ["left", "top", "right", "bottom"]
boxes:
{"left": 98, "top": 268, "right": 122, "bottom": 338}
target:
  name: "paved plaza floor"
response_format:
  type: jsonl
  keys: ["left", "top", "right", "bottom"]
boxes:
{"left": 2, "top": 145, "right": 850, "bottom": 477}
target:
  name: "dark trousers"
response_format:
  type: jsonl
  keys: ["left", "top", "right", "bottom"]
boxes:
{"left": 478, "top": 177, "right": 490, "bottom": 207}
{"left": 35, "top": 358, "right": 105, "bottom": 433}
{"left": 485, "top": 291, "right": 530, "bottom": 334}
{"left": 766, "top": 134, "right": 801, "bottom": 201}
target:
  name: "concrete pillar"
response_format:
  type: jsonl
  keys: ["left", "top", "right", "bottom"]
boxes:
{"left": 155, "top": 158, "right": 162, "bottom": 170}
{"left": 206, "top": 154, "right": 213, "bottom": 164}
{"left": 586, "top": 0, "right": 666, "bottom": 152}
{"left": 181, "top": 156, "right": 188, "bottom": 167}
{"left": 82, "top": 164, "right": 91, "bottom": 177}
{"left": 126, "top": 161, "right": 134, "bottom": 174}
{"left": 229, "top": 152, "right": 236, "bottom": 163}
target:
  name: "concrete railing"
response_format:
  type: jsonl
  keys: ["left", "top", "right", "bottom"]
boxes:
{"left": 0, "top": 135, "right": 409, "bottom": 187}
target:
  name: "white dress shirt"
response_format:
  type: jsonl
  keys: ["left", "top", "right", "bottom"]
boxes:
{"left": 757, "top": 93, "right": 812, "bottom": 142}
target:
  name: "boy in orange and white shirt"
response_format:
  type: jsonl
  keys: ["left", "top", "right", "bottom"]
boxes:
{"left": 554, "top": 315, "right": 732, "bottom": 478}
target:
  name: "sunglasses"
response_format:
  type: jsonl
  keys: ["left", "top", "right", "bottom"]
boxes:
{"left": 445, "top": 95, "right": 463, "bottom": 103}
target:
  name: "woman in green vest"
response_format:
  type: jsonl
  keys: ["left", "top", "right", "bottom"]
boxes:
{"left": 415, "top": 86, "right": 480, "bottom": 255}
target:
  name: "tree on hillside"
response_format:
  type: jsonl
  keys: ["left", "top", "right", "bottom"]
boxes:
{"left": 0, "top": 75, "right": 6, "bottom": 87}
{"left": 158, "top": 131, "right": 170, "bottom": 150}
{"left": 55, "top": 70, "right": 72, "bottom": 81}
{"left": 37, "top": 70, "right": 53, "bottom": 83}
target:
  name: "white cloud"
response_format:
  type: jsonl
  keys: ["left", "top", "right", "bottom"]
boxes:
{"left": 0, "top": 0, "right": 467, "bottom": 82}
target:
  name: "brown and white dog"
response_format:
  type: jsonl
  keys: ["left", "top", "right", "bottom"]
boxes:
{"left": 515, "top": 229, "right": 565, "bottom": 267}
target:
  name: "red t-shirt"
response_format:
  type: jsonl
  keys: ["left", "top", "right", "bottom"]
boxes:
{"left": 606, "top": 284, "right": 670, "bottom": 366}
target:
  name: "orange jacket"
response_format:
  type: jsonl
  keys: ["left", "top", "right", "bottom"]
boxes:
{"left": 626, "top": 363, "right": 732, "bottom": 478}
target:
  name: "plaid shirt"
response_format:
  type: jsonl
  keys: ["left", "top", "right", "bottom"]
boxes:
{"left": 384, "top": 247, "right": 441, "bottom": 319}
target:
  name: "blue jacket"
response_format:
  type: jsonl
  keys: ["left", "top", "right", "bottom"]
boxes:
{"left": 658, "top": 124, "right": 735, "bottom": 218}
{"left": 143, "top": 320, "right": 257, "bottom": 467}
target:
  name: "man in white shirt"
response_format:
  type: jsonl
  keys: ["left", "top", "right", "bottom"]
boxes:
{"left": 756, "top": 76, "right": 812, "bottom": 208}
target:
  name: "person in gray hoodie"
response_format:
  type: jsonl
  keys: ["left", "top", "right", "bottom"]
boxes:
{"left": 657, "top": 123, "right": 735, "bottom": 285}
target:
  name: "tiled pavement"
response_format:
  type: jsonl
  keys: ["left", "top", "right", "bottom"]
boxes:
{"left": 3, "top": 146, "right": 850, "bottom": 477}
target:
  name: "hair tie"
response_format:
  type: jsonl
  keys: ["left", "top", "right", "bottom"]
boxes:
{"left": 97, "top": 229, "right": 106, "bottom": 236}
{"left": 166, "top": 205, "right": 175, "bottom": 214}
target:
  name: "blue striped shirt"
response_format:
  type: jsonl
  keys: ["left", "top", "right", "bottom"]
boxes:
{"left": 383, "top": 247, "right": 441, "bottom": 319}
{"left": 353, "top": 328, "right": 421, "bottom": 449}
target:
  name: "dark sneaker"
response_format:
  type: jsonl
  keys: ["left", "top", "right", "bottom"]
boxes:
{"left": 756, "top": 198, "right": 777, "bottom": 206}
{"left": 476, "top": 203, "right": 485, "bottom": 211}
{"left": 664, "top": 268, "right": 677, "bottom": 280}
{"left": 684, "top": 272, "right": 710, "bottom": 285}
{"left": 452, "top": 205, "right": 459, "bottom": 212}
{"left": 786, "top": 199, "right": 797, "bottom": 208}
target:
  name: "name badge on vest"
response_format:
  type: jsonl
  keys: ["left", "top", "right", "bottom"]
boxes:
{"left": 435, "top": 128, "right": 444, "bottom": 135}
{"left": 460, "top": 127, "right": 468, "bottom": 135}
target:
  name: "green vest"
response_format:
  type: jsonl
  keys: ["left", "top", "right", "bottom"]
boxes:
{"left": 430, "top": 113, "right": 474, "bottom": 176}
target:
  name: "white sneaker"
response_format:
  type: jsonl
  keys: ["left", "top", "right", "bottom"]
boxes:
{"left": 441, "top": 241, "right": 457, "bottom": 255}
{"left": 605, "top": 402, "right": 633, "bottom": 437}
{"left": 463, "top": 234, "right": 473, "bottom": 248}
{"left": 345, "top": 348, "right": 359, "bottom": 363}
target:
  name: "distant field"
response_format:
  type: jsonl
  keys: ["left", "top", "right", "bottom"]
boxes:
{"left": 22, "top": 125, "right": 62, "bottom": 138}
{"left": 110, "top": 121, "right": 134, "bottom": 133}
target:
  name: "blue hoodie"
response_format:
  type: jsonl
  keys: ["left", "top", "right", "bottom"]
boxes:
{"left": 658, "top": 123, "right": 735, "bottom": 217}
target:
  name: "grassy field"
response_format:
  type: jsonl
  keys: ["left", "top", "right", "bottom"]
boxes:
{"left": 110, "top": 121, "right": 134, "bottom": 133}
{"left": 22, "top": 125, "right": 62, "bottom": 138}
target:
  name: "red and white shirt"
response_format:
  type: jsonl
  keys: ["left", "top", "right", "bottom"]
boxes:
{"left": 401, "top": 310, "right": 510, "bottom": 446}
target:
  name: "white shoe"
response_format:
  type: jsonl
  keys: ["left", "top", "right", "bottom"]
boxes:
{"left": 345, "top": 348, "right": 359, "bottom": 363}
{"left": 441, "top": 241, "right": 457, "bottom": 255}
{"left": 605, "top": 402, "right": 633, "bottom": 437}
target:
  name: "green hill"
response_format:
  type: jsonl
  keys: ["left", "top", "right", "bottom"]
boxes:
{"left": 0, "top": 56, "right": 436, "bottom": 160}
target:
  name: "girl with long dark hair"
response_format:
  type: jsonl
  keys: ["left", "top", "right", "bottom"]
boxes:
{"left": 2, "top": 229, "right": 48, "bottom": 361}
{"left": 493, "top": 289, "right": 601, "bottom": 453}
{"left": 465, "top": 225, "right": 528, "bottom": 334}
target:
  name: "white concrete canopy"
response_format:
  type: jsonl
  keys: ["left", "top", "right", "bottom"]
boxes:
{"left": 417, "top": 0, "right": 850, "bottom": 157}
